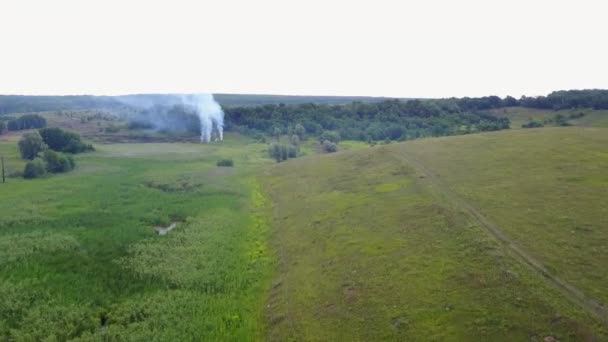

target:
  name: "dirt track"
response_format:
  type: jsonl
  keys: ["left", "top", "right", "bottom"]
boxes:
{"left": 396, "top": 148, "right": 608, "bottom": 326}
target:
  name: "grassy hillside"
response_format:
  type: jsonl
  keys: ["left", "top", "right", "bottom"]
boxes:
{"left": 401, "top": 128, "right": 608, "bottom": 305}
{"left": 0, "top": 134, "right": 274, "bottom": 340}
{"left": 262, "top": 128, "right": 607, "bottom": 340}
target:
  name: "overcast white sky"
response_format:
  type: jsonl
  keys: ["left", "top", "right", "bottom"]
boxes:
{"left": 0, "top": 0, "right": 606, "bottom": 98}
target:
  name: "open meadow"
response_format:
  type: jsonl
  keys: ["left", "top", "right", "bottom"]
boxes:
{"left": 262, "top": 126, "right": 608, "bottom": 340}
{"left": 0, "top": 133, "right": 275, "bottom": 340}
{"left": 1, "top": 103, "right": 607, "bottom": 341}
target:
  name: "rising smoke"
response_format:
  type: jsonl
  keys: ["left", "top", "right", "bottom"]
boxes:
{"left": 117, "top": 93, "right": 224, "bottom": 143}
{"left": 181, "top": 94, "right": 224, "bottom": 142}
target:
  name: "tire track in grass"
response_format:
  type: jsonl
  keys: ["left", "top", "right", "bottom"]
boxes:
{"left": 396, "top": 148, "right": 608, "bottom": 327}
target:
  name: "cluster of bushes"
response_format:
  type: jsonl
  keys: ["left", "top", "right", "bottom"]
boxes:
{"left": 7, "top": 114, "right": 47, "bottom": 131}
{"left": 522, "top": 112, "right": 583, "bottom": 129}
{"left": 18, "top": 128, "right": 92, "bottom": 179}
{"left": 522, "top": 121, "right": 544, "bottom": 128}
{"left": 23, "top": 150, "right": 75, "bottom": 179}
{"left": 38, "top": 127, "right": 94, "bottom": 153}
{"left": 268, "top": 142, "right": 298, "bottom": 162}
{"left": 216, "top": 159, "right": 234, "bottom": 167}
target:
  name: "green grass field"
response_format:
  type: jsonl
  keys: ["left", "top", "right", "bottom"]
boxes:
{"left": 262, "top": 132, "right": 607, "bottom": 340}
{"left": 0, "top": 133, "right": 276, "bottom": 340}
{"left": 1, "top": 113, "right": 607, "bottom": 340}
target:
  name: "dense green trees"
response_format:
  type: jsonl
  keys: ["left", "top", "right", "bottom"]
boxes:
{"left": 520, "top": 90, "right": 608, "bottom": 110}
{"left": 224, "top": 99, "right": 510, "bottom": 142}
{"left": 17, "top": 128, "right": 88, "bottom": 178}
{"left": 7, "top": 114, "right": 47, "bottom": 131}
{"left": 18, "top": 132, "right": 47, "bottom": 160}
{"left": 38, "top": 127, "right": 94, "bottom": 153}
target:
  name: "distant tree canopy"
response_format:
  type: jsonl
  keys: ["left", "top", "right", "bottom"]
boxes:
{"left": 225, "top": 98, "right": 510, "bottom": 142}
{"left": 7, "top": 114, "right": 47, "bottom": 131}
{"left": 519, "top": 89, "right": 608, "bottom": 110}
{"left": 38, "top": 127, "right": 94, "bottom": 153}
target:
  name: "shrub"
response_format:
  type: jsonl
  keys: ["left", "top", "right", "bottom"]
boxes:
{"left": 128, "top": 120, "right": 155, "bottom": 130}
{"left": 23, "top": 158, "right": 47, "bottom": 179}
{"left": 42, "top": 150, "right": 75, "bottom": 173}
{"left": 322, "top": 140, "right": 337, "bottom": 153}
{"left": 18, "top": 131, "right": 47, "bottom": 160}
{"left": 216, "top": 159, "right": 234, "bottom": 167}
{"left": 104, "top": 124, "right": 120, "bottom": 133}
{"left": 318, "top": 131, "right": 341, "bottom": 143}
{"left": 522, "top": 121, "right": 544, "bottom": 128}
{"left": 38, "top": 127, "right": 94, "bottom": 153}
{"left": 7, "top": 114, "right": 47, "bottom": 131}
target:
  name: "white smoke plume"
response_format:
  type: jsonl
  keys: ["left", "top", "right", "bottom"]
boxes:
{"left": 181, "top": 94, "right": 224, "bottom": 143}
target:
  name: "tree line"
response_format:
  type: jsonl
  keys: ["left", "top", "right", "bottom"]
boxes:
{"left": 224, "top": 98, "right": 510, "bottom": 142}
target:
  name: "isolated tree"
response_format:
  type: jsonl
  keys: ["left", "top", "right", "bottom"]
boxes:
{"left": 18, "top": 131, "right": 47, "bottom": 160}
{"left": 269, "top": 142, "right": 282, "bottom": 162}
{"left": 294, "top": 123, "right": 306, "bottom": 140}
{"left": 322, "top": 140, "right": 337, "bottom": 153}
{"left": 319, "top": 131, "right": 340, "bottom": 143}
{"left": 289, "top": 134, "right": 300, "bottom": 151}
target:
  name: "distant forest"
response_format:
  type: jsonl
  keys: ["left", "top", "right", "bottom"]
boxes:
{"left": 1, "top": 89, "right": 607, "bottom": 142}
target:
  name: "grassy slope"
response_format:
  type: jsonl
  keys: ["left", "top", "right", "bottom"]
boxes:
{"left": 401, "top": 128, "right": 608, "bottom": 305}
{"left": 0, "top": 134, "right": 274, "bottom": 340}
{"left": 262, "top": 131, "right": 607, "bottom": 340}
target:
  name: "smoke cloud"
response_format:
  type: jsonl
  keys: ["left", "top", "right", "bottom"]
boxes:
{"left": 116, "top": 93, "right": 224, "bottom": 143}
{"left": 181, "top": 94, "right": 224, "bottom": 142}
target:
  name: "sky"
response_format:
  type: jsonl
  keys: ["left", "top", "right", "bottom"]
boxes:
{"left": 0, "top": 0, "right": 606, "bottom": 98}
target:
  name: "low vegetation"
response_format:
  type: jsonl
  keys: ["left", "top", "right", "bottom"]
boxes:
{"left": 263, "top": 131, "right": 607, "bottom": 340}
{"left": 0, "top": 136, "right": 273, "bottom": 340}
{"left": 216, "top": 158, "right": 234, "bottom": 167}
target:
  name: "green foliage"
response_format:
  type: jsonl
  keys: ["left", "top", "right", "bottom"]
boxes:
{"left": 319, "top": 130, "right": 341, "bottom": 143}
{"left": 0, "top": 121, "right": 5, "bottom": 133}
{"left": 322, "top": 140, "right": 337, "bottom": 153}
{"left": 520, "top": 89, "right": 608, "bottom": 110}
{"left": 216, "top": 159, "right": 234, "bottom": 167}
{"left": 104, "top": 124, "right": 121, "bottom": 133}
{"left": 7, "top": 114, "right": 47, "bottom": 131}
{"left": 18, "top": 131, "right": 47, "bottom": 160}
{"left": 42, "top": 149, "right": 75, "bottom": 173}
{"left": 522, "top": 120, "right": 544, "bottom": 128}
{"left": 225, "top": 98, "right": 511, "bottom": 142}
{"left": 553, "top": 114, "right": 571, "bottom": 126}
{"left": 0, "top": 137, "right": 272, "bottom": 340}
{"left": 23, "top": 158, "right": 47, "bottom": 179}
{"left": 294, "top": 123, "right": 306, "bottom": 140}
{"left": 38, "top": 127, "right": 94, "bottom": 153}
{"left": 269, "top": 142, "right": 299, "bottom": 162}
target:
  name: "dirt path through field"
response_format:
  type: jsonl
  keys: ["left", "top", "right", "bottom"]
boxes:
{"left": 396, "top": 148, "right": 608, "bottom": 326}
